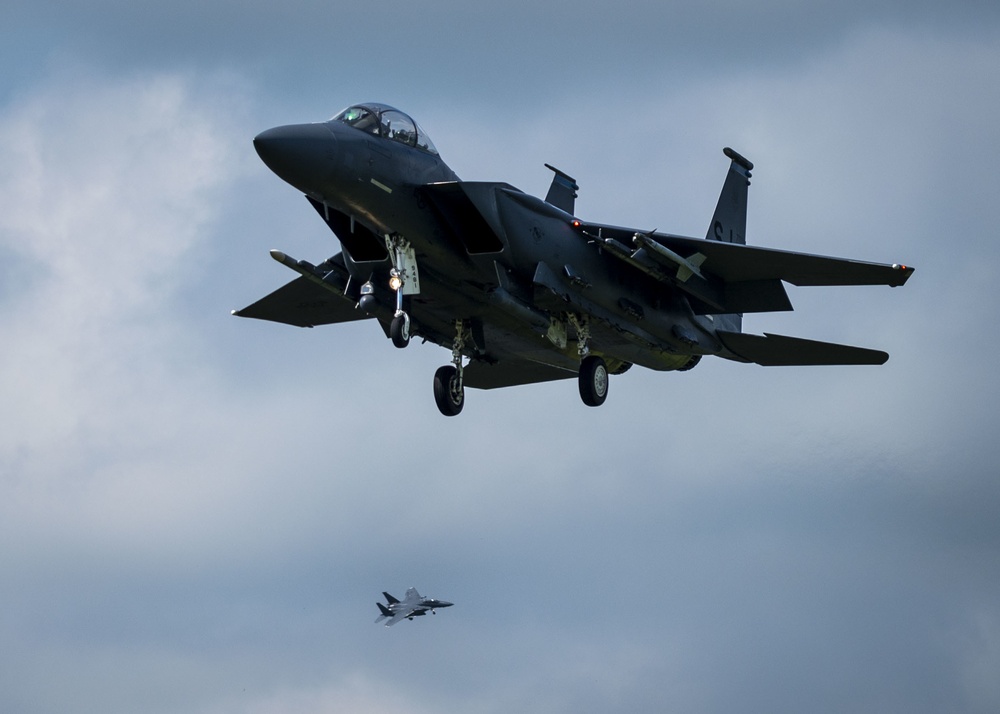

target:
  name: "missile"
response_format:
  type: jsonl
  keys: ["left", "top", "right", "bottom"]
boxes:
{"left": 632, "top": 233, "right": 706, "bottom": 283}
{"left": 268, "top": 248, "right": 349, "bottom": 293}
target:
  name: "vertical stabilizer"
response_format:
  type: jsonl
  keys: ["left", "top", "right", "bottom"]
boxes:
{"left": 544, "top": 164, "right": 579, "bottom": 214}
{"left": 708, "top": 148, "right": 753, "bottom": 333}
{"left": 707, "top": 147, "right": 753, "bottom": 245}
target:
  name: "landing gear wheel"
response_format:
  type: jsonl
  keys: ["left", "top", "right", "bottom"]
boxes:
{"left": 579, "top": 355, "right": 609, "bottom": 407}
{"left": 390, "top": 313, "right": 410, "bottom": 348}
{"left": 433, "top": 365, "right": 464, "bottom": 416}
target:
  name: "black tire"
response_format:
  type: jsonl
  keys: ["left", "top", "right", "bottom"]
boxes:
{"left": 433, "top": 365, "right": 464, "bottom": 416}
{"left": 578, "top": 355, "right": 609, "bottom": 407}
{"left": 390, "top": 313, "right": 410, "bottom": 348}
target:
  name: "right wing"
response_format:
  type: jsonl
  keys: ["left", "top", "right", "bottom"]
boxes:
{"left": 233, "top": 274, "right": 368, "bottom": 328}
{"left": 384, "top": 608, "right": 416, "bottom": 627}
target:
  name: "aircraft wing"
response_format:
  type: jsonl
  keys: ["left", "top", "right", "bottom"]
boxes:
{"left": 383, "top": 609, "right": 416, "bottom": 627}
{"left": 578, "top": 221, "right": 912, "bottom": 314}
{"left": 463, "top": 359, "right": 577, "bottom": 390}
{"left": 233, "top": 275, "right": 367, "bottom": 328}
{"left": 648, "top": 232, "right": 914, "bottom": 287}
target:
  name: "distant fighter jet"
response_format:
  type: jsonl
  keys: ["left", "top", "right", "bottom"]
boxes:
{"left": 236, "top": 102, "right": 914, "bottom": 415}
{"left": 375, "top": 588, "right": 453, "bottom": 627}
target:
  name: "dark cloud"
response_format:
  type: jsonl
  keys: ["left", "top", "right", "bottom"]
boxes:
{"left": 1, "top": 3, "right": 999, "bottom": 713}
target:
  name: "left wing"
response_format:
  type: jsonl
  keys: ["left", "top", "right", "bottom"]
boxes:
{"left": 650, "top": 232, "right": 913, "bottom": 287}
{"left": 577, "top": 221, "right": 913, "bottom": 314}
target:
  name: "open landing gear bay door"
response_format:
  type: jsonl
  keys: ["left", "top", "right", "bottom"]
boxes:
{"left": 462, "top": 359, "right": 577, "bottom": 390}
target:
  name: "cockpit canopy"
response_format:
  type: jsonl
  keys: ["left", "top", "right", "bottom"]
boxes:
{"left": 333, "top": 103, "right": 439, "bottom": 155}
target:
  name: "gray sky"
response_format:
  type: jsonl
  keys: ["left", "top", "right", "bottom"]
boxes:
{"left": 2, "top": 3, "right": 999, "bottom": 713}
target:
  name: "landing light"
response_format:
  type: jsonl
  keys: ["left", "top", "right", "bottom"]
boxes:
{"left": 389, "top": 270, "right": 403, "bottom": 291}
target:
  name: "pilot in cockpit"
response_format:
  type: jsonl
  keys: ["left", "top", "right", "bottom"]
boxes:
{"left": 340, "top": 106, "right": 379, "bottom": 135}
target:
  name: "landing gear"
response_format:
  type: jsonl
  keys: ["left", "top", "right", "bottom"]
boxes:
{"left": 568, "top": 313, "right": 610, "bottom": 407}
{"left": 579, "top": 355, "right": 609, "bottom": 407}
{"left": 433, "top": 365, "right": 464, "bottom": 416}
{"left": 390, "top": 311, "right": 410, "bottom": 348}
{"left": 433, "top": 320, "right": 467, "bottom": 416}
{"left": 386, "top": 235, "right": 419, "bottom": 350}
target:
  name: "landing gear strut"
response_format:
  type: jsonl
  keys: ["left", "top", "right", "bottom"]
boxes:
{"left": 386, "top": 235, "right": 418, "bottom": 349}
{"left": 389, "top": 276, "right": 410, "bottom": 349}
{"left": 433, "top": 320, "right": 467, "bottom": 416}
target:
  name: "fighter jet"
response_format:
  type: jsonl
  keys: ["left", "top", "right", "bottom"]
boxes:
{"left": 236, "top": 102, "right": 914, "bottom": 416}
{"left": 375, "top": 588, "right": 453, "bottom": 627}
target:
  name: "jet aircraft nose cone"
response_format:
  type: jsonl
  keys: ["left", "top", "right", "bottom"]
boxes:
{"left": 253, "top": 122, "right": 337, "bottom": 193}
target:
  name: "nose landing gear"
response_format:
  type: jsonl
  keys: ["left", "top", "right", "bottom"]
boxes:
{"left": 386, "top": 235, "right": 418, "bottom": 349}
{"left": 389, "top": 294, "right": 410, "bottom": 348}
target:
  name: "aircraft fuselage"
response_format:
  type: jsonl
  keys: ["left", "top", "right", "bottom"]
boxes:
{"left": 241, "top": 102, "right": 913, "bottom": 415}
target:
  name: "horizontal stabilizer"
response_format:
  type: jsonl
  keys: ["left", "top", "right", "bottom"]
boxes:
{"left": 717, "top": 330, "right": 889, "bottom": 366}
{"left": 233, "top": 275, "right": 366, "bottom": 328}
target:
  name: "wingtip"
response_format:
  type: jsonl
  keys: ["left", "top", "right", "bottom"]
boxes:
{"left": 890, "top": 264, "right": 915, "bottom": 287}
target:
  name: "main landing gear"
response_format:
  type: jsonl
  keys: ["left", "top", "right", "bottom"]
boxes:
{"left": 569, "top": 313, "right": 608, "bottom": 407}
{"left": 579, "top": 354, "right": 609, "bottom": 407}
{"left": 433, "top": 320, "right": 467, "bottom": 417}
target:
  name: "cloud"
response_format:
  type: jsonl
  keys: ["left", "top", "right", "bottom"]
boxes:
{"left": 0, "top": 68, "right": 266, "bottom": 570}
{"left": 1, "top": 11, "right": 1000, "bottom": 714}
{"left": 0, "top": 70, "right": 241, "bottom": 438}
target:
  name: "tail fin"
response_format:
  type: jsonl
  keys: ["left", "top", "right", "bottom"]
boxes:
{"left": 708, "top": 147, "right": 753, "bottom": 333}
{"left": 544, "top": 163, "right": 579, "bottom": 214}
{"left": 707, "top": 147, "right": 753, "bottom": 245}
{"left": 375, "top": 602, "right": 392, "bottom": 622}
